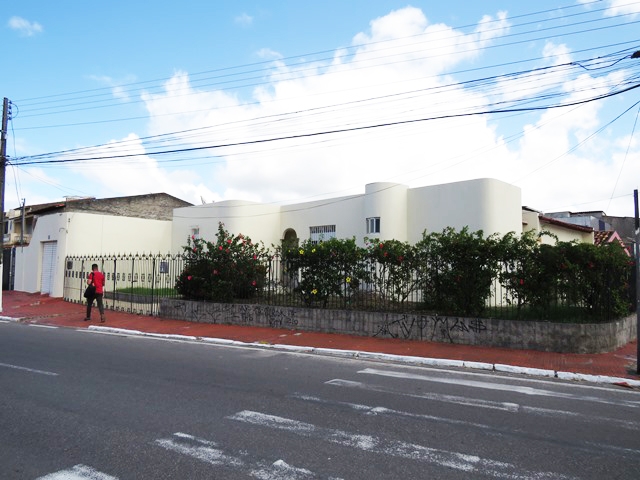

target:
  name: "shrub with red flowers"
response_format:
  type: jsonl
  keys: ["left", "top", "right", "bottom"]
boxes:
{"left": 175, "top": 222, "right": 270, "bottom": 302}
{"left": 416, "top": 227, "right": 502, "bottom": 317}
{"left": 364, "top": 238, "right": 418, "bottom": 306}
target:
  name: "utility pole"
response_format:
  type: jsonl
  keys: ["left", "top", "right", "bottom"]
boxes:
{"left": 0, "top": 98, "right": 9, "bottom": 312}
{"left": 635, "top": 190, "right": 640, "bottom": 374}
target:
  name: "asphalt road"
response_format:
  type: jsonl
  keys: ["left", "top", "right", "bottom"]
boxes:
{"left": 1, "top": 320, "right": 639, "bottom": 479}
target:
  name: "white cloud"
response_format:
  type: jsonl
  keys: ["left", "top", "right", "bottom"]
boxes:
{"left": 603, "top": 0, "right": 640, "bottom": 17}
{"left": 8, "top": 16, "right": 43, "bottom": 36}
{"left": 61, "top": 133, "right": 217, "bottom": 205}
{"left": 235, "top": 13, "right": 253, "bottom": 27}
{"left": 88, "top": 75, "right": 137, "bottom": 101}
{"left": 134, "top": 6, "right": 638, "bottom": 216}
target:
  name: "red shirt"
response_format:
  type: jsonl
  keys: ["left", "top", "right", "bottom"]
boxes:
{"left": 89, "top": 271, "right": 105, "bottom": 294}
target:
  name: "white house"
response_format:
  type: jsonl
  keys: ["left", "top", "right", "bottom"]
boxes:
{"left": 171, "top": 178, "right": 524, "bottom": 250}
{"left": 5, "top": 193, "right": 192, "bottom": 298}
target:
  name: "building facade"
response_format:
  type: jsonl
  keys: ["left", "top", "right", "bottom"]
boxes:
{"left": 171, "top": 178, "right": 524, "bottom": 251}
{"left": 5, "top": 193, "right": 192, "bottom": 297}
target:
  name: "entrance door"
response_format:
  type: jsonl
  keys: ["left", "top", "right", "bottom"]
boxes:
{"left": 41, "top": 241, "right": 57, "bottom": 295}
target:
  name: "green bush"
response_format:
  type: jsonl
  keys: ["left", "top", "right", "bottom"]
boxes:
{"left": 175, "top": 222, "right": 270, "bottom": 302}
{"left": 416, "top": 227, "right": 501, "bottom": 317}
{"left": 282, "top": 237, "right": 367, "bottom": 307}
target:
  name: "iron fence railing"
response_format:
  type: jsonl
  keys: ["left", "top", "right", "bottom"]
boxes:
{"left": 64, "top": 253, "right": 634, "bottom": 322}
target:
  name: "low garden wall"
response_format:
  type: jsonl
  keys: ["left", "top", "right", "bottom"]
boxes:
{"left": 159, "top": 298, "right": 637, "bottom": 354}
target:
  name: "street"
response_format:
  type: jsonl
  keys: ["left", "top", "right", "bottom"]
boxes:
{"left": 1, "top": 320, "right": 639, "bottom": 479}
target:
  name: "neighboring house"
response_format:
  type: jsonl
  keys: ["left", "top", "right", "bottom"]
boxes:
{"left": 522, "top": 207, "right": 594, "bottom": 245}
{"left": 172, "top": 178, "right": 524, "bottom": 251}
{"left": 4, "top": 193, "right": 192, "bottom": 297}
{"left": 545, "top": 210, "right": 637, "bottom": 253}
{"left": 594, "top": 230, "right": 631, "bottom": 256}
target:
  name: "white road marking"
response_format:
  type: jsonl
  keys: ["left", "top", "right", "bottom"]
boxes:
{"left": 36, "top": 464, "right": 118, "bottom": 480}
{"left": 358, "top": 368, "right": 640, "bottom": 408}
{"left": 327, "top": 379, "right": 520, "bottom": 411}
{"left": 29, "top": 324, "right": 58, "bottom": 329}
{"left": 227, "top": 410, "right": 577, "bottom": 479}
{"left": 325, "top": 379, "right": 640, "bottom": 430}
{"left": 0, "top": 361, "right": 58, "bottom": 376}
{"left": 155, "top": 432, "right": 340, "bottom": 479}
{"left": 251, "top": 459, "right": 316, "bottom": 480}
{"left": 155, "top": 432, "right": 243, "bottom": 467}
{"left": 293, "top": 393, "right": 640, "bottom": 456}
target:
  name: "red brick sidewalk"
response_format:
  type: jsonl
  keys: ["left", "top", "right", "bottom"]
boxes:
{"left": 2, "top": 291, "right": 638, "bottom": 384}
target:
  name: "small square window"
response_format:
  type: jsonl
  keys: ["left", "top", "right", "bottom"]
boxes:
{"left": 366, "top": 217, "right": 380, "bottom": 234}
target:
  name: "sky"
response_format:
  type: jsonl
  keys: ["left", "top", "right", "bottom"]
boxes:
{"left": 3, "top": 0, "right": 640, "bottom": 219}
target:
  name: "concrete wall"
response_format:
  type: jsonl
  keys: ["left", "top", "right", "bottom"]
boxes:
{"left": 280, "top": 194, "right": 364, "bottom": 245}
{"left": 14, "top": 212, "right": 174, "bottom": 297}
{"left": 407, "top": 178, "right": 522, "bottom": 243}
{"left": 160, "top": 298, "right": 637, "bottom": 354}
{"left": 171, "top": 200, "right": 282, "bottom": 252}
{"left": 171, "top": 178, "right": 524, "bottom": 248}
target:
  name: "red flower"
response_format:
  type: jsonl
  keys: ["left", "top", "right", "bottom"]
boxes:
{"left": 519, "top": 279, "right": 524, "bottom": 285}
{"left": 187, "top": 275, "right": 192, "bottom": 281}
{"left": 219, "top": 246, "right": 223, "bottom": 251}
{"left": 251, "top": 280, "right": 257, "bottom": 286}
{"left": 227, "top": 239, "right": 232, "bottom": 244}
{"left": 379, "top": 243, "right": 384, "bottom": 248}
{"left": 213, "top": 269, "right": 218, "bottom": 275}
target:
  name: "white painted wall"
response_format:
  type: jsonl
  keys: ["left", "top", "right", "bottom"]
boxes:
{"left": 407, "top": 178, "right": 523, "bottom": 242}
{"left": 280, "top": 195, "right": 363, "bottom": 245}
{"left": 171, "top": 200, "right": 282, "bottom": 252}
{"left": 13, "top": 212, "right": 174, "bottom": 297}
{"left": 172, "top": 179, "right": 525, "bottom": 248}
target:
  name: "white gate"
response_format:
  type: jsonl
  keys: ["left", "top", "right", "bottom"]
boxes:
{"left": 41, "top": 241, "right": 57, "bottom": 295}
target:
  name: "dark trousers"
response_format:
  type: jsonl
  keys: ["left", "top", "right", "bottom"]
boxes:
{"left": 86, "top": 294, "right": 104, "bottom": 318}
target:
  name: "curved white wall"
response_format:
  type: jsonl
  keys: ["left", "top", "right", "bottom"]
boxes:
{"left": 364, "top": 182, "right": 408, "bottom": 241}
{"left": 407, "top": 178, "right": 522, "bottom": 242}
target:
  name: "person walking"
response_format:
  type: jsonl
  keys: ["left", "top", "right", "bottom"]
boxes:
{"left": 84, "top": 263, "right": 106, "bottom": 323}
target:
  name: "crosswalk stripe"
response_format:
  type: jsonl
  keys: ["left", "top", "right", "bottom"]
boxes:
{"left": 325, "top": 378, "right": 640, "bottom": 431}
{"left": 36, "top": 464, "right": 118, "bottom": 480}
{"left": 358, "top": 368, "right": 640, "bottom": 408}
{"left": 155, "top": 432, "right": 340, "bottom": 479}
{"left": 227, "top": 410, "right": 577, "bottom": 480}
{"left": 155, "top": 432, "right": 243, "bottom": 467}
{"left": 327, "top": 378, "right": 519, "bottom": 411}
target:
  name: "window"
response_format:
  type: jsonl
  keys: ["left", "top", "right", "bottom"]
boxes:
{"left": 366, "top": 217, "right": 380, "bottom": 234}
{"left": 310, "top": 225, "right": 336, "bottom": 244}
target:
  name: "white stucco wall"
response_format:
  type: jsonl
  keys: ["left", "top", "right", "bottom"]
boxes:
{"left": 363, "top": 182, "right": 408, "bottom": 241}
{"left": 280, "top": 194, "right": 364, "bottom": 245}
{"left": 171, "top": 179, "right": 525, "bottom": 249}
{"left": 13, "top": 212, "right": 174, "bottom": 297}
{"left": 171, "top": 200, "right": 282, "bottom": 252}
{"left": 407, "top": 178, "right": 523, "bottom": 243}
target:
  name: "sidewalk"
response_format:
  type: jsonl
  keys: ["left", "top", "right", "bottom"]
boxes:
{"left": 2, "top": 291, "right": 638, "bottom": 388}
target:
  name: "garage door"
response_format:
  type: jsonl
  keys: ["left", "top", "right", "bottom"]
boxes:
{"left": 41, "top": 241, "right": 57, "bottom": 295}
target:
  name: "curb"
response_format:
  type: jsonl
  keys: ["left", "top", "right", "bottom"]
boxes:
{"left": 86, "top": 326, "right": 640, "bottom": 389}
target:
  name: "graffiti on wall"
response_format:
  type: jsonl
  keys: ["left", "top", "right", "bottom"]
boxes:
{"left": 373, "top": 314, "right": 487, "bottom": 342}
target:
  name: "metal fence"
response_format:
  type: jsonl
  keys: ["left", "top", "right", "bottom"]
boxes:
{"left": 64, "top": 253, "right": 634, "bottom": 321}
{"left": 64, "top": 253, "right": 186, "bottom": 316}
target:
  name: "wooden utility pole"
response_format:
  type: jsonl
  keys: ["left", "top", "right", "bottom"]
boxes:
{"left": 0, "top": 98, "right": 9, "bottom": 312}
